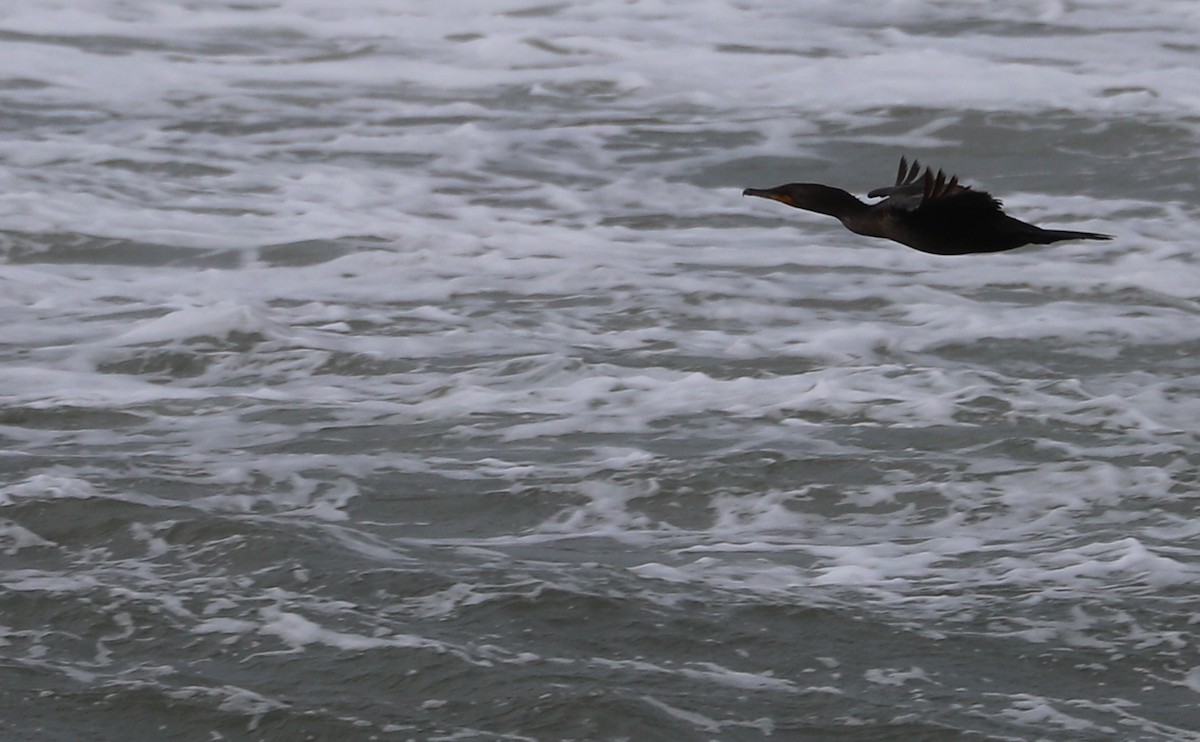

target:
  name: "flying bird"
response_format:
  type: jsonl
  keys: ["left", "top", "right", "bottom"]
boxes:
{"left": 743, "top": 156, "right": 1111, "bottom": 255}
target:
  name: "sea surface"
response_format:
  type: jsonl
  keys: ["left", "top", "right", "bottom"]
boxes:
{"left": 1, "top": 1, "right": 1199, "bottom": 740}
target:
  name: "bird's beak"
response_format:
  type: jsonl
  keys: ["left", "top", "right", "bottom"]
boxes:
{"left": 743, "top": 187, "right": 793, "bottom": 206}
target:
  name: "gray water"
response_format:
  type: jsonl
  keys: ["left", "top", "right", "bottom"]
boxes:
{"left": 1, "top": 1, "right": 1199, "bottom": 740}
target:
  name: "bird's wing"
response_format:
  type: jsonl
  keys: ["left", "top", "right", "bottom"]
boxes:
{"left": 866, "top": 156, "right": 923, "bottom": 199}
{"left": 902, "top": 171, "right": 1009, "bottom": 241}
{"left": 894, "top": 155, "right": 923, "bottom": 188}
{"left": 867, "top": 156, "right": 974, "bottom": 211}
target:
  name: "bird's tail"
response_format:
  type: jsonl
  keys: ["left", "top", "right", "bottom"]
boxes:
{"left": 1030, "top": 228, "right": 1113, "bottom": 244}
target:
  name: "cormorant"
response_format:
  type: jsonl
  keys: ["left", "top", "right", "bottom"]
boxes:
{"left": 743, "top": 157, "right": 1112, "bottom": 256}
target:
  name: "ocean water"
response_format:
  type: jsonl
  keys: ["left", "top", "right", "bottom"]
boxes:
{"left": 1, "top": 1, "right": 1199, "bottom": 739}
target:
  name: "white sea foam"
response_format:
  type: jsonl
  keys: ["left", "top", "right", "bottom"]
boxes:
{"left": 1, "top": 1, "right": 1198, "bottom": 739}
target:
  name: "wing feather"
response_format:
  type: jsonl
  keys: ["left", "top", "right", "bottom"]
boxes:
{"left": 869, "top": 156, "right": 974, "bottom": 205}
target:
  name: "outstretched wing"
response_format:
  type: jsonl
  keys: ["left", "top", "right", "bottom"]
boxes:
{"left": 891, "top": 162, "right": 1013, "bottom": 252}
{"left": 893, "top": 156, "right": 923, "bottom": 191}
{"left": 867, "top": 156, "right": 976, "bottom": 211}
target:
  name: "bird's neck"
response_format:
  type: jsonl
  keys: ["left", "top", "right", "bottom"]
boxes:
{"left": 797, "top": 186, "right": 880, "bottom": 237}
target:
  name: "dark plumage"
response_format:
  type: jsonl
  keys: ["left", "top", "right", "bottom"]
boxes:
{"left": 743, "top": 156, "right": 1112, "bottom": 256}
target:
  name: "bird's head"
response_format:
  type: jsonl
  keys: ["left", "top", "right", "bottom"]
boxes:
{"left": 742, "top": 183, "right": 810, "bottom": 207}
{"left": 742, "top": 183, "right": 863, "bottom": 217}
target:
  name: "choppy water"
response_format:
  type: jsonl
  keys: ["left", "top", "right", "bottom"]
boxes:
{"left": 2, "top": 1, "right": 1200, "bottom": 740}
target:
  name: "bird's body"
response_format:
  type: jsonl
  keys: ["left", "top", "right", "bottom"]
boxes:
{"left": 743, "top": 157, "right": 1111, "bottom": 256}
